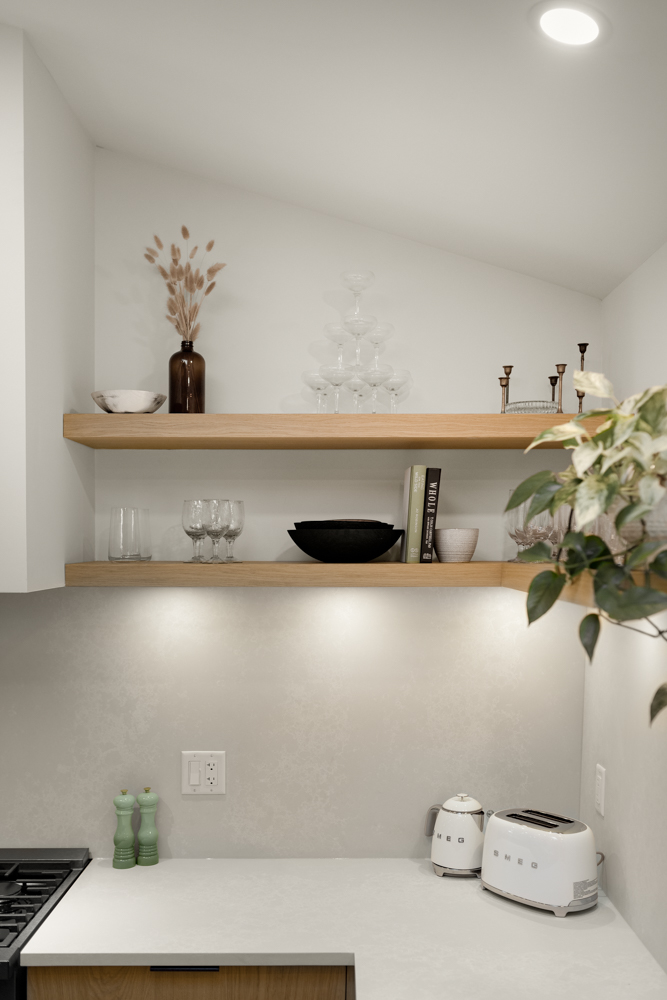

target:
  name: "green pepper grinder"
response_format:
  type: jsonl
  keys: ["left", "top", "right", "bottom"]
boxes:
{"left": 113, "top": 790, "right": 136, "bottom": 869}
{"left": 137, "top": 787, "right": 159, "bottom": 866}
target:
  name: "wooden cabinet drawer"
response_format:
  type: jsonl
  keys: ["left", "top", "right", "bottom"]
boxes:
{"left": 28, "top": 965, "right": 353, "bottom": 1000}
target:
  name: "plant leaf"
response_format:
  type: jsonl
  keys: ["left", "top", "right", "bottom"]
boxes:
{"left": 573, "top": 371, "right": 616, "bottom": 399}
{"left": 564, "top": 534, "right": 612, "bottom": 577}
{"left": 506, "top": 471, "right": 556, "bottom": 511}
{"left": 517, "top": 542, "right": 553, "bottom": 563}
{"left": 527, "top": 571, "right": 566, "bottom": 623}
{"left": 638, "top": 474, "right": 666, "bottom": 507}
{"left": 526, "top": 481, "right": 562, "bottom": 522}
{"left": 525, "top": 422, "right": 588, "bottom": 453}
{"left": 650, "top": 683, "right": 667, "bottom": 724}
{"left": 572, "top": 441, "right": 602, "bottom": 477}
{"left": 596, "top": 583, "right": 667, "bottom": 622}
{"left": 625, "top": 540, "right": 666, "bottom": 570}
{"left": 615, "top": 502, "right": 651, "bottom": 530}
{"left": 579, "top": 614, "right": 600, "bottom": 661}
{"left": 649, "top": 551, "right": 667, "bottom": 580}
{"left": 574, "top": 476, "right": 612, "bottom": 529}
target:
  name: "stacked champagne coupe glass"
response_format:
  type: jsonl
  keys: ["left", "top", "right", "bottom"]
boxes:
{"left": 302, "top": 271, "right": 413, "bottom": 413}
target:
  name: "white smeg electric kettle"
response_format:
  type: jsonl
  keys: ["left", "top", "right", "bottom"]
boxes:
{"left": 425, "top": 793, "right": 485, "bottom": 877}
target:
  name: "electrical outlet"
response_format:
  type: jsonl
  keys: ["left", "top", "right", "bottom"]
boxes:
{"left": 181, "top": 751, "right": 226, "bottom": 795}
{"left": 595, "top": 763, "right": 606, "bottom": 817}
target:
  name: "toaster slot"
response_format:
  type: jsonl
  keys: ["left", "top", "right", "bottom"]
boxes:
{"left": 523, "top": 809, "right": 574, "bottom": 825}
{"left": 506, "top": 813, "right": 558, "bottom": 829}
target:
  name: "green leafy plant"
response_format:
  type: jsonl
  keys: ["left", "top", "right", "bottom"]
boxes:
{"left": 508, "top": 371, "right": 667, "bottom": 724}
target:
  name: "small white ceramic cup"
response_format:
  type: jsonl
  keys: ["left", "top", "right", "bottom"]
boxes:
{"left": 434, "top": 528, "right": 479, "bottom": 563}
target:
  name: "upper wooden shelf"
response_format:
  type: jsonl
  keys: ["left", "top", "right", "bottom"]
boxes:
{"left": 63, "top": 413, "right": 596, "bottom": 450}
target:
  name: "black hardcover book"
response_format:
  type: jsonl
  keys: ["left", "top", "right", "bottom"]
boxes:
{"left": 420, "top": 468, "right": 441, "bottom": 562}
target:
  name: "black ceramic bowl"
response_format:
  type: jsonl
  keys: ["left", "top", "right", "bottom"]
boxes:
{"left": 294, "top": 519, "right": 394, "bottom": 530}
{"left": 288, "top": 527, "right": 403, "bottom": 563}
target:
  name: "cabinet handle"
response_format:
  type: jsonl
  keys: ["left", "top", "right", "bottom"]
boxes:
{"left": 150, "top": 967, "right": 220, "bottom": 972}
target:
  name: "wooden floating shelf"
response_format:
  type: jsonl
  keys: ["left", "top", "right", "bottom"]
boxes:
{"left": 64, "top": 560, "right": 601, "bottom": 605}
{"left": 63, "top": 413, "right": 600, "bottom": 451}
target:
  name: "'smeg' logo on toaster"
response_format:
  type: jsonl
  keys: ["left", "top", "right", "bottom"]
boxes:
{"left": 493, "top": 849, "right": 538, "bottom": 868}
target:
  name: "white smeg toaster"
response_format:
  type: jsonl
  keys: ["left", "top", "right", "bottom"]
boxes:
{"left": 481, "top": 808, "right": 599, "bottom": 917}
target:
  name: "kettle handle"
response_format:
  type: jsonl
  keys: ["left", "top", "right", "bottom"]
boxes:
{"left": 424, "top": 804, "right": 441, "bottom": 837}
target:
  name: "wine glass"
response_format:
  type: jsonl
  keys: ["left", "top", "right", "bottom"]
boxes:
{"left": 323, "top": 324, "right": 352, "bottom": 367}
{"left": 203, "top": 499, "right": 231, "bottom": 563}
{"left": 505, "top": 491, "right": 559, "bottom": 561}
{"left": 344, "top": 376, "right": 371, "bottom": 413}
{"left": 365, "top": 322, "right": 394, "bottom": 368}
{"left": 320, "top": 365, "right": 353, "bottom": 414}
{"left": 359, "top": 365, "right": 393, "bottom": 413}
{"left": 302, "top": 371, "right": 330, "bottom": 413}
{"left": 383, "top": 369, "right": 412, "bottom": 413}
{"left": 182, "top": 500, "right": 207, "bottom": 563}
{"left": 223, "top": 501, "right": 245, "bottom": 562}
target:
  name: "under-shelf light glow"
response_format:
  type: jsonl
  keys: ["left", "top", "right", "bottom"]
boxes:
{"left": 539, "top": 7, "right": 600, "bottom": 44}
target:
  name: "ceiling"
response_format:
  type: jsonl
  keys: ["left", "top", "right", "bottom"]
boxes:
{"left": 3, "top": 0, "right": 667, "bottom": 297}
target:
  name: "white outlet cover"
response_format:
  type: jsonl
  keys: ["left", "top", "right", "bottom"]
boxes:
{"left": 181, "top": 751, "right": 226, "bottom": 795}
{"left": 595, "top": 763, "right": 606, "bottom": 817}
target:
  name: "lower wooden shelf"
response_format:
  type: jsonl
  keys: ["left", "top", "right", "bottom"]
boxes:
{"left": 64, "top": 560, "right": 595, "bottom": 605}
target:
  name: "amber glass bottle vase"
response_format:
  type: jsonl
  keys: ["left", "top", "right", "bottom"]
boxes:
{"left": 169, "top": 341, "right": 205, "bottom": 413}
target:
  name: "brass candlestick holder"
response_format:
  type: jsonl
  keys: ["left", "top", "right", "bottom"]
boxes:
{"left": 548, "top": 375, "right": 559, "bottom": 401}
{"left": 502, "top": 365, "right": 513, "bottom": 404}
{"left": 577, "top": 342, "right": 589, "bottom": 414}
{"left": 499, "top": 377, "right": 509, "bottom": 413}
{"left": 555, "top": 364, "right": 567, "bottom": 414}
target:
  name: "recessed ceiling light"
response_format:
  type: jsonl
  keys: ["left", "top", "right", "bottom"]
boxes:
{"left": 529, "top": 3, "right": 610, "bottom": 46}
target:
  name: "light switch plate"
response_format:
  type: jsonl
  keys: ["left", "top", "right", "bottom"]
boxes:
{"left": 595, "top": 763, "right": 606, "bottom": 817}
{"left": 181, "top": 751, "right": 226, "bottom": 795}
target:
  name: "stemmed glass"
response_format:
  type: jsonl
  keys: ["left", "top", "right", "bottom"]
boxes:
{"left": 223, "top": 501, "right": 245, "bottom": 562}
{"left": 505, "top": 491, "right": 559, "bottom": 562}
{"left": 323, "top": 324, "right": 352, "bottom": 367}
{"left": 341, "top": 270, "right": 375, "bottom": 295}
{"left": 365, "top": 322, "right": 394, "bottom": 368}
{"left": 383, "top": 369, "right": 412, "bottom": 413}
{"left": 320, "top": 365, "right": 353, "bottom": 414}
{"left": 359, "top": 365, "right": 393, "bottom": 413}
{"left": 302, "top": 371, "right": 330, "bottom": 413}
{"left": 343, "top": 313, "right": 377, "bottom": 368}
{"left": 203, "top": 499, "right": 231, "bottom": 563}
{"left": 344, "top": 376, "right": 371, "bottom": 413}
{"left": 182, "top": 500, "right": 207, "bottom": 563}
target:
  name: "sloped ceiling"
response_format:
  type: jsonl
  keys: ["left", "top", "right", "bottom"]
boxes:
{"left": 2, "top": 0, "right": 667, "bottom": 296}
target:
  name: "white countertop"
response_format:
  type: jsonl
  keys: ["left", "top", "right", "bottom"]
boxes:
{"left": 22, "top": 858, "right": 667, "bottom": 999}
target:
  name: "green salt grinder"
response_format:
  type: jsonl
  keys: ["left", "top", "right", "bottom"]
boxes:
{"left": 112, "top": 790, "right": 136, "bottom": 869}
{"left": 137, "top": 787, "right": 159, "bottom": 866}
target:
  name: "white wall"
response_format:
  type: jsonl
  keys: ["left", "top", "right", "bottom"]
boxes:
{"left": 0, "top": 585, "right": 585, "bottom": 859}
{"left": 95, "top": 149, "right": 602, "bottom": 416}
{"left": 579, "top": 242, "right": 667, "bottom": 972}
{"left": 0, "top": 28, "right": 95, "bottom": 592}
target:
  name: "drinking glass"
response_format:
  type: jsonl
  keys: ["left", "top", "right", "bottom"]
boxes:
{"left": 109, "top": 507, "right": 151, "bottom": 561}
{"left": 302, "top": 371, "right": 330, "bottom": 413}
{"left": 182, "top": 500, "right": 207, "bottom": 563}
{"left": 359, "top": 365, "right": 393, "bottom": 413}
{"left": 203, "top": 499, "right": 231, "bottom": 563}
{"left": 223, "top": 501, "right": 245, "bottom": 562}
{"left": 320, "top": 365, "right": 353, "bottom": 414}
{"left": 344, "top": 376, "right": 371, "bottom": 413}
{"left": 323, "top": 324, "right": 352, "bottom": 367}
{"left": 505, "top": 490, "right": 559, "bottom": 561}
{"left": 383, "top": 369, "right": 412, "bottom": 413}
{"left": 365, "top": 322, "right": 394, "bottom": 367}
{"left": 342, "top": 313, "right": 377, "bottom": 367}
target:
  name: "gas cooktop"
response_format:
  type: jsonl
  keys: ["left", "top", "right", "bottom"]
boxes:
{"left": 0, "top": 849, "right": 89, "bottom": 1000}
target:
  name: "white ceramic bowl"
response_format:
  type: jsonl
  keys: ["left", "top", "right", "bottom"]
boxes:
{"left": 434, "top": 528, "right": 479, "bottom": 563}
{"left": 91, "top": 390, "right": 166, "bottom": 414}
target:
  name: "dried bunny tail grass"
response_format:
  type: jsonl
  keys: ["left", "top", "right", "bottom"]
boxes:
{"left": 158, "top": 265, "right": 169, "bottom": 280}
{"left": 145, "top": 247, "right": 157, "bottom": 258}
{"left": 189, "top": 246, "right": 198, "bottom": 259}
{"left": 167, "top": 282, "right": 176, "bottom": 295}
{"left": 205, "top": 281, "right": 216, "bottom": 296}
{"left": 191, "top": 323, "right": 201, "bottom": 340}
{"left": 176, "top": 264, "right": 185, "bottom": 281}
{"left": 165, "top": 314, "right": 176, "bottom": 325}
{"left": 206, "top": 262, "right": 226, "bottom": 279}
{"left": 144, "top": 253, "right": 156, "bottom": 263}
{"left": 196, "top": 275, "right": 205, "bottom": 290}
{"left": 167, "top": 298, "right": 177, "bottom": 316}
{"left": 184, "top": 261, "right": 191, "bottom": 275}
{"left": 170, "top": 243, "right": 178, "bottom": 258}
{"left": 154, "top": 235, "right": 164, "bottom": 250}
{"left": 206, "top": 240, "right": 214, "bottom": 252}
{"left": 169, "top": 262, "right": 178, "bottom": 279}
{"left": 181, "top": 225, "right": 190, "bottom": 240}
